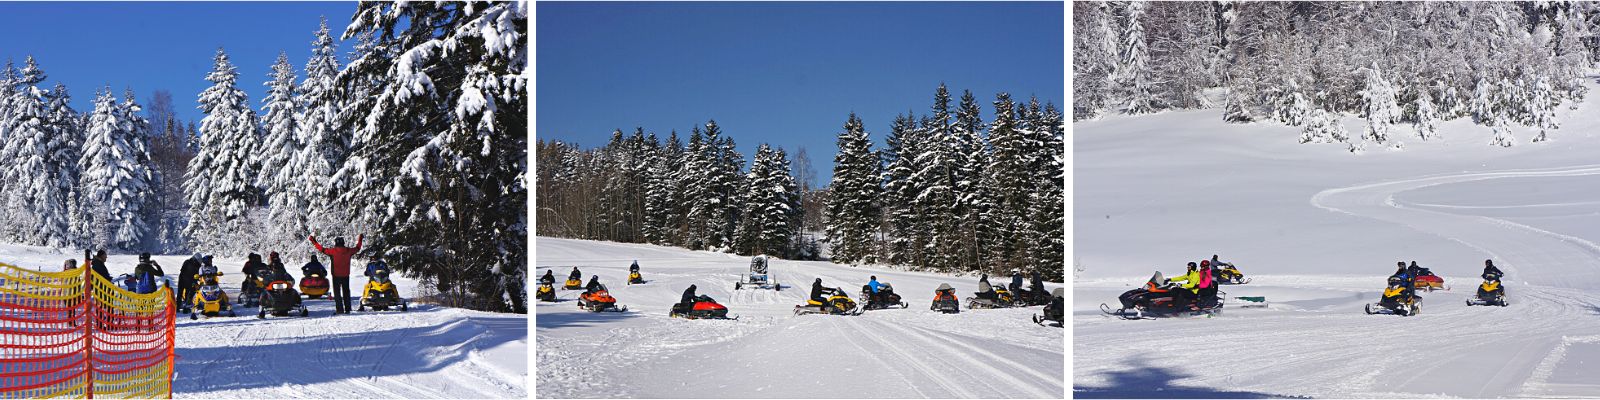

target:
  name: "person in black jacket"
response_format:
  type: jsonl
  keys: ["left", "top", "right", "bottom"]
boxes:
{"left": 539, "top": 270, "right": 555, "bottom": 285}
{"left": 585, "top": 275, "right": 603, "bottom": 294}
{"left": 568, "top": 267, "right": 582, "bottom": 282}
{"left": 1483, "top": 259, "right": 1504, "bottom": 279}
{"left": 89, "top": 250, "right": 111, "bottom": 282}
{"left": 178, "top": 254, "right": 202, "bottom": 305}
{"left": 267, "top": 252, "right": 292, "bottom": 282}
{"left": 680, "top": 285, "right": 697, "bottom": 306}
{"left": 809, "top": 278, "right": 827, "bottom": 305}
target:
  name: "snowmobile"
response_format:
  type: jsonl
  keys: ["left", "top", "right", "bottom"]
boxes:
{"left": 1366, "top": 277, "right": 1421, "bottom": 316}
{"left": 967, "top": 286, "right": 1018, "bottom": 309}
{"left": 627, "top": 271, "right": 645, "bottom": 285}
{"left": 859, "top": 282, "right": 908, "bottom": 310}
{"left": 736, "top": 255, "right": 779, "bottom": 291}
{"left": 358, "top": 267, "right": 408, "bottom": 312}
{"left": 537, "top": 282, "right": 557, "bottom": 302}
{"left": 188, "top": 284, "right": 236, "bottom": 320}
{"left": 257, "top": 278, "right": 309, "bottom": 318}
{"left": 299, "top": 266, "right": 330, "bottom": 299}
{"left": 577, "top": 285, "right": 626, "bottom": 312}
{"left": 1413, "top": 268, "right": 1446, "bottom": 291}
{"left": 794, "top": 287, "right": 862, "bottom": 316}
{"left": 670, "top": 295, "right": 735, "bottom": 320}
{"left": 240, "top": 270, "right": 270, "bottom": 308}
{"left": 184, "top": 266, "right": 223, "bottom": 314}
{"left": 1098, "top": 272, "right": 1224, "bottom": 320}
{"left": 931, "top": 283, "right": 960, "bottom": 314}
{"left": 1034, "top": 288, "right": 1064, "bottom": 327}
{"left": 1467, "top": 273, "right": 1508, "bottom": 307}
{"left": 1215, "top": 265, "right": 1249, "bottom": 285}
{"left": 563, "top": 277, "right": 583, "bottom": 290}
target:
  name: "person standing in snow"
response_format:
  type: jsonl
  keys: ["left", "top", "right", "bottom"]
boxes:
{"left": 89, "top": 250, "right": 112, "bottom": 283}
{"left": 179, "top": 254, "right": 202, "bottom": 307}
{"left": 310, "top": 235, "right": 362, "bottom": 314}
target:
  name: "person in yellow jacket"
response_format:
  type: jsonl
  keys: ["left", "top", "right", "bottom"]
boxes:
{"left": 1167, "top": 262, "right": 1201, "bottom": 307}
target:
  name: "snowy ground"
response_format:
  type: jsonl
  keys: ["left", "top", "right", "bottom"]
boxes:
{"left": 1074, "top": 80, "right": 1600, "bottom": 398}
{"left": 0, "top": 245, "right": 527, "bottom": 399}
{"left": 534, "top": 237, "right": 1064, "bottom": 399}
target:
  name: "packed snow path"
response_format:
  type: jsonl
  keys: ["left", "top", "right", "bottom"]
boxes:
{"left": 535, "top": 237, "right": 1064, "bottom": 399}
{"left": 0, "top": 247, "right": 527, "bottom": 399}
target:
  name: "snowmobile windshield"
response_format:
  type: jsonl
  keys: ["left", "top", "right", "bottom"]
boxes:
{"left": 1148, "top": 272, "right": 1165, "bottom": 285}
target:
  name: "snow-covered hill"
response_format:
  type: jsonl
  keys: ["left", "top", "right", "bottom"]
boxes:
{"left": 0, "top": 245, "right": 527, "bottom": 399}
{"left": 534, "top": 237, "right": 1064, "bottom": 398}
{"left": 1074, "top": 80, "right": 1600, "bottom": 397}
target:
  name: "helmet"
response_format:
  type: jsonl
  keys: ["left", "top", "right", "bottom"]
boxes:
{"left": 1396, "top": 261, "right": 1406, "bottom": 268}
{"left": 192, "top": 252, "right": 204, "bottom": 260}
{"left": 139, "top": 252, "right": 151, "bottom": 262}
{"left": 1387, "top": 276, "right": 1402, "bottom": 286}
{"left": 1200, "top": 260, "right": 1210, "bottom": 267}
{"left": 1186, "top": 262, "right": 1197, "bottom": 269}
{"left": 202, "top": 255, "right": 213, "bottom": 264}
{"left": 1485, "top": 259, "right": 1495, "bottom": 266}
{"left": 1011, "top": 268, "right": 1020, "bottom": 274}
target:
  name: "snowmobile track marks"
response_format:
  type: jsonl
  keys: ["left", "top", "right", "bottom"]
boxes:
{"left": 833, "top": 317, "right": 973, "bottom": 398}
{"left": 876, "top": 320, "right": 1058, "bottom": 397}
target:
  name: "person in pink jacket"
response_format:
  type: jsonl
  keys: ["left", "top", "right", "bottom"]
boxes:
{"left": 1196, "top": 260, "right": 1217, "bottom": 308}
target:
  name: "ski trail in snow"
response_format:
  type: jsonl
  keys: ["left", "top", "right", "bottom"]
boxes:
{"left": 1311, "top": 164, "right": 1600, "bottom": 289}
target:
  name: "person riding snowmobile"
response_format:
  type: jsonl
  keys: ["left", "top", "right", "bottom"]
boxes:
{"left": 302, "top": 257, "right": 328, "bottom": 277}
{"left": 539, "top": 270, "right": 556, "bottom": 285}
{"left": 1028, "top": 271, "right": 1047, "bottom": 305}
{"left": 241, "top": 252, "right": 267, "bottom": 291}
{"left": 810, "top": 278, "right": 828, "bottom": 305}
{"left": 1008, "top": 269, "right": 1025, "bottom": 294}
{"left": 975, "top": 274, "right": 997, "bottom": 300}
{"left": 1390, "top": 262, "right": 1413, "bottom": 288}
{"left": 680, "top": 284, "right": 698, "bottom": 307}
{"left": 1378, "top": 276, "right": 1417, "bottom": 313}
{"left": 364, "top": 258, "right": 389, "bottom": 278}
{"left": 1483, "top": 259, "right": 1503, "bottom": 279}
{"left": 569, "top": 267, "right": 582, "bottom": 282}
{"left": 1478, "top": 272, "right": 1505, "bottom": 298}
{"left": 1195, "top": 262, "right": 1217, "bottom": 307}
{"left": 866, "top": 275, "right": 883, "bottom": 303}
{"left": 585, "top": 275, "right": 603, "bottom": 294}
{"left": 1167, "top": 262, "right": 1202, "bottom": 307}
{"left": 630, "top": 261, "right": 640, "bottom": 274}
{"left": 268, "top": 252, "right": 293, "bottom": 282}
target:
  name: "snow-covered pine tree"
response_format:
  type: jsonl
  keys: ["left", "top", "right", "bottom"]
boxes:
{"left": 258, "top": 52, "right": 305, "bottom": 252}
{"left": 679, "top": 126, "right": 709, "bottom": 249}
{"left": 297, "top": 17, "right": 346, "bottom": 245}
{"left": 985, "top": 93, "right": 1030, "bottom": 271}
{"left": 1359, "top": 64, "right": 1399, "bottom": 145}
{"left": 1030, "top": 102, "right": 1065, "bottom": 281}
{"left": 733, "top": 144, "right": 800, "bottom": 257}
{"left": 880, "top": 110, "right": 920, "bottom": 266}
{"left": 952, "top": 89, "right": 992, "bottom": 271}
{"left": 337, "top": 1, "right": 526, "bottom": 312}
{"left": 118, "top": 88, "right": 160, "bottom": 250}
{"left": 79, "top": 87, "right": 153, "bottom": 250}
{"left": 1409, "top": 96, "right": 1437, "bottom": 141}
{"left": 1469, "top": 77, "right": 1496, "bottom": 125}
{"left": 1118, "top": 1, "right": 1156, "bottom": 114}
{"left": 641, "top": 132, "right": 678, "bottom": 245}
{"left": 46, "top": 83, "right": 84, "bottom": 247}
{"left": 185, "top": 48, "right": 264, "bottom": 254}
{"left": 1073, "top": 1, "right": 1120, "bottom": 120}
{"left": 1529, "top": 75, "right": 1559, "bottom": 142}
{"left": 824, "top": 113, "right": 880, "bottom": 265}
{"left": 0, "top": 57, "right": 73, "bottom": 246}
{"left": 909, "top": 84, "right": 961, "bottom": 271}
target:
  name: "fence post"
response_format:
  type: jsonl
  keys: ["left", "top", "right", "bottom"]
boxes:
{"left": 81, "top": 256, "right": 93, "bottom": 400}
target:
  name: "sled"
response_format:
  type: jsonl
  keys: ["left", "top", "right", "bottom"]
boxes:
{"left": 1413, "top": 275, "right": 1447, "bottom": 292}
{"left": 1233, "top": 296, "right": 1268, "bottom": 308}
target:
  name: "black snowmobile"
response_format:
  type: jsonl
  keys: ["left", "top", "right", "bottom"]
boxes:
{"left": 968, "top": 286, "right": 1018, "bottom": 309}
{"left": 1466, "top": 272, "right": 1508, "bottom": 307}
{"left": 1034, "top": 288, "right": 1064, "bottom": 327}
{"left": 1366, "top": 277, "right": 1421, "bottom": 316}
{"left": 859, "top": 282, "right": 908, "bottom": 310}
{"left": 670, "top": 295, "right": 736, "bottom": 320}
{"left": 258, "top": 277, "right": 309, "bottom": 318}
{"left": 1099, "top": 272, "right": 1224, "bottom": 320}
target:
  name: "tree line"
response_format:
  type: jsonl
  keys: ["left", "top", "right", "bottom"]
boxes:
{"left": 1076, "top": 1, "right": 1597, "bottom": 150}
{"left": 537, "top": 84, "right": 1064, "bottom": 281}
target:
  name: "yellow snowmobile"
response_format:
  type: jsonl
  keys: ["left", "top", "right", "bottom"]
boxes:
{"left": 794, "top": 287, "right": 861, "bottom": 316}
{"left": 563, "top": 278, "right": 583, "bottom": 290}
{"left": 537, "top": 281, "right": 557, "bottom": 302}
{"left": 359, "top": 265, "right": 408, "bottom": 312}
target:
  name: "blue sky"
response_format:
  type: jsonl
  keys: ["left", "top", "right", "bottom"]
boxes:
{"left": 0, "top": 2, "right": 355, "bottom": 125}
{"left": 537, "top": 1, "right": 1064, "bottom": 185}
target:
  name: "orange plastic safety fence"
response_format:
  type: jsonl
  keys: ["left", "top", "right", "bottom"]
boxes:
{"left": 0, "top": 262, "right": 173, "bottom": 399}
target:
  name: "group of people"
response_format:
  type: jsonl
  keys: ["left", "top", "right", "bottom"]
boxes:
{"left": 538, "top": 266, "right": 611, "bottom": 295}
{"left": 975, "top": 268, "right": 1052, "bottom": 305}
{"left": 64, "top": 233, "right": 378, "bottom": 316}
{"left": 1382, "top": 259, "right": 1505, "bottom": 305}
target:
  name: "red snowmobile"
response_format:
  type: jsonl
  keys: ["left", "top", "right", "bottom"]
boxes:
{"left": 670, "top": 295, "right": 735, "bottom": 320}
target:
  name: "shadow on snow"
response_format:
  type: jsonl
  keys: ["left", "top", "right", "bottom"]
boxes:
{"left": 1075, "top": 355, "right": 1306, "bottom": 399}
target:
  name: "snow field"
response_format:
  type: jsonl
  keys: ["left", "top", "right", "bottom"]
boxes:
{"left": 535, "top": 237, "right": 1064, "bottom": 398}
{"left": 1074, "top": 78, "right": 1600, "bottom": 397}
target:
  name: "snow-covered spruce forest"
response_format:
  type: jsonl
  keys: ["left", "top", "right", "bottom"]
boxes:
{"left": 1074, "top": 1, "right": 1599, "bottom": 151}
{"left": 0, "top": 2, "right": 527, "bottom": 312}
{"left": 536, "top": 85, "right": 1065, "bottom": 280}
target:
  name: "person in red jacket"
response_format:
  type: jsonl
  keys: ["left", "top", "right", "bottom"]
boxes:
{"left": 310, "top": 234, "right": 362, "bottom": 314}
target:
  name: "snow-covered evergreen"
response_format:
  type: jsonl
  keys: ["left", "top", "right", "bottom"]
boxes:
{"left": 184, "top": 48, "right": 263, "bottom": 254}
{"left": 732, "top": 144, "right": 801, "bottom": 257}
{"left": 825, "top": 113, "right": 881, "bottom": 265}
{"left": 79, "top": 88, "right": 155, "bottom": 250}
{"left": 0, "top": 57, "right": 74, "bottom": 247}
{"left": 294, "top": 17, "right": 345, "bottom": 248}
{"left": 1359, "top": 64, "right": 1399, "bottom": 145}
{"left": 258, "top": 52, "right": 304, "bottom": 253}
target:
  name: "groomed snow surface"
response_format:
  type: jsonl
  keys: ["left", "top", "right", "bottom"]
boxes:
{"left": 535, "top": 237, "right": 1065, "bottom": 399}
{"left": 0, "top": 244, "right": 527, "bottom": 399}
{"left": 1075, "top": 79, "right": 1600, "bottom": 398}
